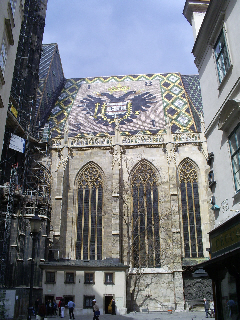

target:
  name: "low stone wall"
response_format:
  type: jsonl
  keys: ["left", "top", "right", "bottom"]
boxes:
{"left": 126, "top": 272, "right": 183, "bottom": 313}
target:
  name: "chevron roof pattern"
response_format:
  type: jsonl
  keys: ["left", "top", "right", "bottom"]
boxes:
{"left": 46, "top": 73, "right": 203, "bottom": 138}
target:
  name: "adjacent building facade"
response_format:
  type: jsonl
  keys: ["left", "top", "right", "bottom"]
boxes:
{"left": 0, "top": 1, "right": 48, "bottom": 318}
{"left": 0, "top": 0, "right": 25, "bottom": 158}
{"left": 184, "top": 0, "right": 240, "bottom": 319}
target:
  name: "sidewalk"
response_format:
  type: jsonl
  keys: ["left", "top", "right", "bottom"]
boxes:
{"left": 43, "top": 311, "right": 211, "bottom": 320}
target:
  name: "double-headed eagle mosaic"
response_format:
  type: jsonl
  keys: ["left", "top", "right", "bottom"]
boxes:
{"left": 80, "top": 89, "right": 157, "bottom": 126}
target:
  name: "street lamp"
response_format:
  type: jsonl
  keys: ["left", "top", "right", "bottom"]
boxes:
{"left": 28, "top": 213, "right": 41, "bottom": 320}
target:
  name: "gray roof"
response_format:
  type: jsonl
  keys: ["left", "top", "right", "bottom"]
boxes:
{"left": 40, "top": 258, "right": 129, "bottom": 270}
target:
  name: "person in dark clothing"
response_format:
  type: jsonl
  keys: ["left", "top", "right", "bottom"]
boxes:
{"left": 204, "top": 298, "right": 211, "bottom": 318}
{"left": 58, "top": 299, "right": 61, "bottom": 317}
{"left": 35, "top": 298, "right": 40, "bottom": 315}
{"left": 111, "top": 299, "right": 116, "bottom": 315}
{"left": 38, "top": 303, "right": 46, "bottom": 320}
{"left": 53, "top": 300, "right": 57, "bottom": 316}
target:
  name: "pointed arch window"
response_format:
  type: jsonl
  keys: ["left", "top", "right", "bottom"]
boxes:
{"left": 76, "top": 163, "right": 103, "bottom": 260}
{"left": 131, "top": 161, "right": 160, "bottom": 268}
{"left": 179, "top": 159, "right": 203, "bottom": 258}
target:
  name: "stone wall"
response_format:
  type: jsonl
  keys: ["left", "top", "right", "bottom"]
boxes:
{"left": 183, "top": 277, "right": 213, "bottom": 301}
{"left": 127, "top": 272, "right": 183, "bottom": 312}
{"left": 48, "top": 127, "right": 212, "bottom": 311}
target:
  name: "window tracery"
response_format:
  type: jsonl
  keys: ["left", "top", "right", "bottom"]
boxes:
{"left": 179, "top": 159, "right": 203, "bottom": 258}
{"left": 76, "top": 163, "right": 103, "bottom": 260}
{"left": 131, "top": 160, "right": 160, "bottom": 268}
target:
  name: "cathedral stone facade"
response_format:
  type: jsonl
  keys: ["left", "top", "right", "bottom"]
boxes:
{"left": 39, "top": 73, "right": 213, "bottom": 314}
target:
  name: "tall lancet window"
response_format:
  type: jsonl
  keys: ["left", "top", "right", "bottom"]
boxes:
{"left": 76, "top": 163, "right": 103, "bottom": 260}
{"left": 131, "top": 160, "right": 160, "bottom": 268}
{"left": 179, "top": 159, "right": 203, "bottom": 258}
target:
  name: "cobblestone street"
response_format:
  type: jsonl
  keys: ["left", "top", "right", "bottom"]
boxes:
{"left": 42, "top": 311, "right": 211, "bottom": 320}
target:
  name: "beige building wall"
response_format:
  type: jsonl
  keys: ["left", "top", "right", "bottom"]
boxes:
{"left": 41, "top": 266, "right": 127, "bottom": 315}
{"left": 0, "top": 0, "right": 25, "bottom": 157}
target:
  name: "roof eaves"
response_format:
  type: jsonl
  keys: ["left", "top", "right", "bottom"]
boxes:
{"left": 183, "top": 0, "right": 210, "bottom": 26}
{"left": 39, "top": 260, "right": 129, "bottom": 270}
{"left": 192, "top": 0, "right": 227, "bottom": 67}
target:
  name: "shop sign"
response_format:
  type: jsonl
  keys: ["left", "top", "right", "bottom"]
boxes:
{"left": 9, "top": 134, "right": 25, "bottom": 153}
{"left": 210, "top": 222, "right": 240, "bottom": 258}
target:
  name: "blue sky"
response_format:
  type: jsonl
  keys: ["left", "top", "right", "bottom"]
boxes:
{"left": 43, "top": 0, "right": 197, "bottom": 79}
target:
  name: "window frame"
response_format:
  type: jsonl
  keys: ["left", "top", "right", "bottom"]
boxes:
{"left": 83, "top": 295, "right": 95, "bottom": 309}
{"left": 130, "top": 160, "right": 161, "bottom": 268}
{"left": 76, "top": 163, "right": 103, "bottom": 261}
{"left": 0, "top": 36, "right": 8, "bottom": 77}
{"left": 65, "top": 272, "right": 75, "bottom": 284}
{"left": 229, "top": 124, "right": 240, "bottom": 192}
{"left": 84, "top": 272, "right": 95, "bottom": 284}
{"left": 9, "top": 0, "right": 17, "bottom": 17}
{"left": 178, "top": 159, "right": 203, "bottom": 258}
{"left": 45, "top": 271, "right": 55, "bottom": 284}
{"left": 214, "top": 28, "right": 231, "bottom": 84}
{"left": 104, "top": 272, "right": 114, "bottom": 285}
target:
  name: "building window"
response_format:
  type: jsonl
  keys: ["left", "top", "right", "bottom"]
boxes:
{"left": 84, "top": 296, "right": 95, "bottom": 309}
{"left": 131, "top": 160, "right": 160, "bottom": 268}
{"left": 84, "top": 272, "right": 94, "bottom": 284}
{"left": 65, "top": 272, "right": 74, "bottom": 284}
{"left": 9, "top": 0, "right": 17, "bottom": 17}
{"left": 105, "top": 273, "right": 114, "bottom": 284}
{"left": 76, "top": 162, "right": 103, "bottom": 260}
{"left": 214, "top": 29, "right": 231, "bottom": 83}
{"left": 179, "top": 158, "right": 203, "bottom": 258}
{"left": 0, "top": 37, "right": 7, "bottom": 76}
{"left": 46, "top": 271, "right": 55, "bottom": 283}
{"left": 229, "top": 124, "right": 240, "bottom": 191}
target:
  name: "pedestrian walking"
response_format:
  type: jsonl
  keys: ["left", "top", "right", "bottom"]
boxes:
{"left": 111, "top": 298, "right": 116, "bottom": 315}
{"left": 204, "top": 298, "right": 211, "bottom": 318}
{"left": 93, "top": 299, "right": 100, "bottom": 320}
{"left": 68, "top": 299, "right": 75, "bottom": 319}
{"left": 60, "top": 299, "right": 65, "bottom": 318}
{"left": 53, "top": 299, "right": 57, "bottom": 316}
{"left": 58, "top": 299, "right": 61, "bottom": 317}
{"left": 38, "top": 303, "right": 46, "bottom": 320}
{"left": 210, "top": 300, "right": 215, "bottom": 318}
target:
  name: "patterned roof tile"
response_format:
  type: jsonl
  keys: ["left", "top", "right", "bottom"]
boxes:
{"left": 47, "top": 73, "right": 203, "bottom": 138}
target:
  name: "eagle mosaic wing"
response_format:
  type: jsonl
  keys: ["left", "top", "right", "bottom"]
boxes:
{"left": 130, "top": 92, "right": 157, "bottom": 113}
{"left": 80, "top": 95, "right": 105, "bottom": 116}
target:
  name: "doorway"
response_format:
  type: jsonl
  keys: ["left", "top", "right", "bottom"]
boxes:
{"left": 105, "top": 295, "right": 113, "bottom": 314}
{"left": 45, "top": 295, "right": 54, "bottom": 316}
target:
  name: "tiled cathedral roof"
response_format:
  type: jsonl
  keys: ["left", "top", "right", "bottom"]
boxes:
{"left": 36, "top": 44, "right": 65, "bottom": 127}
{"left": 46, "top": 73, "right": 203, "bottom": 138}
